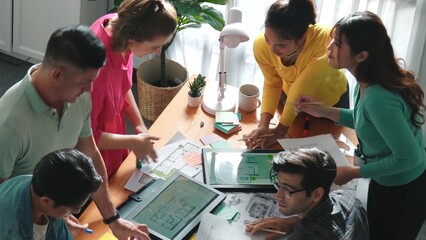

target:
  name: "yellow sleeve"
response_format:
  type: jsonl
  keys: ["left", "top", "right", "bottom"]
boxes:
{"left": 253, "top": 34, "right": 283, "bottom": 117}
{"left": 280, "top": 58, "right": 347, "bottom": 126}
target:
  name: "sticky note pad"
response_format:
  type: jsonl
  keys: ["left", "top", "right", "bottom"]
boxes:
{"left": 200, "top": 134, "right": 223, "bottom": 145}
{"left": 215, "top": 112, "right": 236, "bottom": 124}
{"left": 214, "top": 205, "right": 238, "bottom": 220}
{"left": 210, "top": 140, "right": 232, "bottom": 149}
{"left": 182, "top": 152, "right": 202, "bottom": 167}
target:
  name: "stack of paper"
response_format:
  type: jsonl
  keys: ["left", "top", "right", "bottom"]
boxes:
{"left": 214, "top": 112, "right": 242, "bottom": 135}
{"left": 277, "top": 134, "right": 350, "bottom": 166}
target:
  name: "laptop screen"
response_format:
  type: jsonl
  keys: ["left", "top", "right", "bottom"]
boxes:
{"left": 127, "top": 172, "right": 225, "bottom": 240}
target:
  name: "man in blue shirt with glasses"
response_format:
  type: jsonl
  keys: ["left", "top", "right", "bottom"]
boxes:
{"left": 246, "top": 147, "right": 369, "bottom": 240}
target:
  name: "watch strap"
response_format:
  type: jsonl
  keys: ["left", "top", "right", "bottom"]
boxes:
{"left": 103, "top": 210, "right": 120, "bottom": 225}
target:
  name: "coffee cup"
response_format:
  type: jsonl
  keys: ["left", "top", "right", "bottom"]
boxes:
{"left": 239, "top": 84, "right": 261, "bottom": 112}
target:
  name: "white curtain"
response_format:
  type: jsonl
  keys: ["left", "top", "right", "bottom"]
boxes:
{"left": 405, "top": 1, "right": 426, "bottom": 138}
{"left": 407, "top": 0, "right": 426, "bottom": 80}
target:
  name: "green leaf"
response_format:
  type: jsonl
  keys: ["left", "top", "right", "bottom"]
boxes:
{"left": 199, "top": 6, "right": 225, "bottom": 31}
{"left": 174, "top": 2, "right": 202, "bottom": 17}
{"left": 172, "top": 0, "right": 226, "bottom": 32}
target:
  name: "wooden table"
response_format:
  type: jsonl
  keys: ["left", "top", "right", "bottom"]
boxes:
{"left": 76, "top": 75, "right": 356, "bottom": 240}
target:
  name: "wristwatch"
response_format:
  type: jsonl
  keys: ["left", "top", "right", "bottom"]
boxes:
{"left": 103, "top": 210, "right": 120, "bottom": 225}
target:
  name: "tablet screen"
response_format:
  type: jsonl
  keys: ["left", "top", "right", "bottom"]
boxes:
{"left": 127, "top": 172, "right": 225, "bottom": 240}
{"left": 202, "top": 149, "right": 279, "bottom": 191}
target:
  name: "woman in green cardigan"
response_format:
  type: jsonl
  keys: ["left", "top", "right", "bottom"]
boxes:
{"left": 296, "top": 11, "right": 426, "bottom": 240}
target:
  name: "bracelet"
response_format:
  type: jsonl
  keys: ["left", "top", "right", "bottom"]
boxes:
{"left": 103, "top": 210, "right": 120, "bottom": 225}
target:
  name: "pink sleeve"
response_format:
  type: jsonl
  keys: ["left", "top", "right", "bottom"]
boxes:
{"left": 90, "top": 74, "right": 106, "bottom": 144}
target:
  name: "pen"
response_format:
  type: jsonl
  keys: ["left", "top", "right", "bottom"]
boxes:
{"left": 260, "top": 228, "right": 287, "bottom": 235}
{"left": 302, "top": 116, "right": 310, "bottom": 137}
{"left": 237, "top": 133, "right": 274, "bottom": 141}
{"left": 84, "top": 228, "right": 93, "bottom": 234}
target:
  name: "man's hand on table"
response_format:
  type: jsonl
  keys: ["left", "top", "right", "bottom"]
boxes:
{"left": 110, "top": 218, "right": 151, "bottom": 240}
{"left": 245, "top": 216, "right": 301, "bottom": 240}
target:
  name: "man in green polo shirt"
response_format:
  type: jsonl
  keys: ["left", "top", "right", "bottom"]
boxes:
{"left": 0, "top": 25, "right": 150, "bottom": 240}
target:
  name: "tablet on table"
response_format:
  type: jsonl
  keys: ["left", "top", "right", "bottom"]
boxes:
{"left": 119, "top": 171, "right": 225, "bottom": 240}
{"left": 202, "top": 148, "right": 280, "bottom": 192}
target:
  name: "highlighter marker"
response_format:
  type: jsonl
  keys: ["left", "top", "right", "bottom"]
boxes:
{"left": 302, "top": 116, "right": 310, "bottom": 137}
{"left": 84, "top": 228, "right": 93, "bottom": 234}
{"left": 136, "top": 159, "right": 143, "bottom": 169}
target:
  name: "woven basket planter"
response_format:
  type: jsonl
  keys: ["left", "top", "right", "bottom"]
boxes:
{"left": 137, "top": 58, "right": 188, "bottom": 121}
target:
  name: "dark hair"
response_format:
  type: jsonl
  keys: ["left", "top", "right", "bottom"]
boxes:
{"left": 333, "top": 11, "right": 425, "bottom": 127}
{"left": 272, "top": 147, "right": 336, "bottom": 200}
{"left": 265, "top": 0, "right": 316, "bottom": 41}
{"left": 43, "top": 25, "right": 106, "bottom": 70}
{"left": 32, "top": 149, "right": 102, "bottom": 207}
{"left": 111, "top": 0, "right": 177, "bottom": 52}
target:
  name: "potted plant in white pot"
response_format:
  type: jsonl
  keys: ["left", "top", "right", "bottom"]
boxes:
{"left": 114, "top": 0, "right": 227, "bottom": 121}
{"left": 187, "top": 74, "right": 207, "bottom": 107}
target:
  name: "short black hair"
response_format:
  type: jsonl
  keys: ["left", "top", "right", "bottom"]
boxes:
{"left": 265, "top": 0, "right": 316, "bottom": 41}
{"left": 44, "top": 25, "right": 106, "bottom": 70}
{"left": 32, "top": 149, "right": 102, "bottom": 207}
{"left": 272, "top": 147, "right": 336, "bottom": 200}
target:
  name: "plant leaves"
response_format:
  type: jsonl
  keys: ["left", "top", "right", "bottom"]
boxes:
{"left": 188, "top": 74, "right": 206, "bottom": 97}
{"left": 198, "top": 6, "right": 225, "bottom": 31}
{"left": 173, "top": 1, "right": 202, "bottom": 17}
{"left": 172, "top": 0, "right": 225, "bottom": 32}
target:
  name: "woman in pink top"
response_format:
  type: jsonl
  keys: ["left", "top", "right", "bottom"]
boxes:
{"left": 90, "top": 0, "right": 177, "bottom": 177}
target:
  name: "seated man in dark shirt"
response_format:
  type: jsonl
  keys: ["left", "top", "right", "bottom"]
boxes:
{"left": 246, "top": 147, "right": 369, "bottom": 240}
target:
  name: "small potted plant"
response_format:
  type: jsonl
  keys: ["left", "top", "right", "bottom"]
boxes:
{"left": 194, "top": 74, "right": 206, "bottom": 95}
{"left": 188, "top": 74, "right": 206, "bottom": 107}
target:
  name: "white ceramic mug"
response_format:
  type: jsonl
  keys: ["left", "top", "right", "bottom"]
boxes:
{"left": 239, "top": 84, "right": 261, "bottom": 112}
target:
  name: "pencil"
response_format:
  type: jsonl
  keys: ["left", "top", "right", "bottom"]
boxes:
{"left": 237, "top": 133, "right": 274, "bottom": 141}
{"left": 260, "top": 228, "right": 287, "bottom": 235}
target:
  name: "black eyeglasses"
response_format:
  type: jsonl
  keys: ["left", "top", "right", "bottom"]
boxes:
{"left": 270, "top": 169, "right": 306, "bottom": 199}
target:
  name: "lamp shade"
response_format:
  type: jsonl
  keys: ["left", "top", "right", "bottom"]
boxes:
{"left": 220, "top": 24, "right": 249, "bottom": 48}
{"left": 220, "top": 7, "right": 249, "bottom": 48}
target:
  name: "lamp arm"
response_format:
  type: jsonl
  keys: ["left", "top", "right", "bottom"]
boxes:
{"left": 218, "top": 39, "right": 226, "bottom": 99}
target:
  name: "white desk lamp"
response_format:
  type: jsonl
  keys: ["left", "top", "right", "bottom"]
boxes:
{"left": 202, "top": 7, "right": 249, "bottom": 115}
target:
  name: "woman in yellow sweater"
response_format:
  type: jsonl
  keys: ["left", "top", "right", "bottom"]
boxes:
{"left": 243, "top": 0, "right": 348, "bottom": 149}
